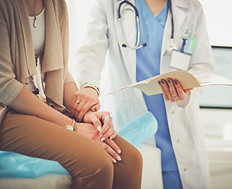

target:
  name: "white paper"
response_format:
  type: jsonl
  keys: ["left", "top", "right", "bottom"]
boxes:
{"left": 100, "top": 71, "right": 232, "bottom": 98}
{"left": 195, "top": 73, "right": 232, "bottom": 86}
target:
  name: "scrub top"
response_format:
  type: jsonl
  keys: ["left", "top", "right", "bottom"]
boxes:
{"left": 135, "top": 0, "right": 178, "bottom": 172}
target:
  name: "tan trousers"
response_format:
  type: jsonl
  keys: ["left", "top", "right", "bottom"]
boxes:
{"left": 0, "top": 111, "right": 143, "bottom": 189}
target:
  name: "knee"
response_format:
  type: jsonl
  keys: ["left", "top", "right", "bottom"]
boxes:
{"left": 91, "top": 152, "right": 114, "bottom": 178}
{"left": 68, "top": 147, "right": 114, "bottom": 189}
{"left": 113, "top": 143, "right": 143, "bottom": 189}
{"left": 71, "top": 147, "right": 114, "bottom": 180}
{"left": 114, "top": 136, "right": 143, "bottom": 172}
{"left": 128, "top": 146, "right": 143, "bottom": 170}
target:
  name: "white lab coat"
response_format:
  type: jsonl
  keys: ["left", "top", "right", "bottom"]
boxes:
{"left": 75, "top": 0, "right": 214, "bottom": 188}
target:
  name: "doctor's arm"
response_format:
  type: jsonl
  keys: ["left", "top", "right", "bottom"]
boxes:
{"left": 72, "top": 0, "right": 109, "bottom": 121}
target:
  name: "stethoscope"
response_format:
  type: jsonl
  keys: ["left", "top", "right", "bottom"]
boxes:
{"left": 118, "top": 0, "right": 175, "bottom": 51}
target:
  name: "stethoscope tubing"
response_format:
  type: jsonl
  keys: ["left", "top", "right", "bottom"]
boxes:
{"left": 118, "top": 0, "right": 139, "bottom": 19}
{"left": 118, "top": 0, "right": 174, "bottom": 49}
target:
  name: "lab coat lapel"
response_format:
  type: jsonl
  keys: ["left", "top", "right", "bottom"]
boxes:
{"left": 161, "top": 0, "right": 189, "bottom": 62}
{"left": 161, "top": 8, "right": 172, "bottom": 60}
{"left": 114, "top": 0, "right": 137, "bottom": 83}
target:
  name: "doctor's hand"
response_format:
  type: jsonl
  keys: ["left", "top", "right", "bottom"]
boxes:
{"left": 75, "top": 122, "right": 121, "bottom": 163}
{"left": 83, "top": 111, "right": 117, "bottom": 142}
{"left": 70, "top": 87, "right": 100, "bottom": 122}
{"left": 158, "top": 78, "right": 191, "bottom": 102}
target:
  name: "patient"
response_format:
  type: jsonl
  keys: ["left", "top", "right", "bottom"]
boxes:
{"left": 0, "top": 0, "right": 142, "bottom": 188}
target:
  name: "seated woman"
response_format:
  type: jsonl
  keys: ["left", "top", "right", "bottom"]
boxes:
{"left": 0, "top": 0, "right": 143, "bottom": 189}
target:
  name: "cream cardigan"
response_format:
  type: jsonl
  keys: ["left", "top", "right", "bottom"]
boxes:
{"left": 0, "top": 0, "right": 75, "bottom": 122}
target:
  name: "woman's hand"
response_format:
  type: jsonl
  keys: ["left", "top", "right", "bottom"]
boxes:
{"left": 70, "top": 87, "right": 100, "bottom": 122}
{"left": 158, "top": 78, "right": 191, "bottom": 102}
{"left": 83, "top": 111, "right": 117, "bottom": 142}
{"left": 75, "top": 122, "right": 121, "bottom": 163}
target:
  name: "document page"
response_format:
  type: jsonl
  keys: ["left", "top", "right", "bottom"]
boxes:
{"left": 101, "top": 71, "right": 232, "bottom": 97}
{"left": 133, "top": 71, "right": 200, "bottom": 95}
{"left": 195, "top": 73, "right": 232, "bottom": 86}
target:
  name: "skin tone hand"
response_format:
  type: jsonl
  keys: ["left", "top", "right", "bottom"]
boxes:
{"left": 70, "top": 87, "right": 100, "bottom": 122}
{"left": 158, "top": 78, "right": 191, "bottom": 102}
{"left": 83, "top": 111, "right": 117, "bottom": 142}
{"left": 65, "top": 84, "right": 120, "bottom": 162}
{"left": 74, "top": 122, "right": 121, "bottom": 163}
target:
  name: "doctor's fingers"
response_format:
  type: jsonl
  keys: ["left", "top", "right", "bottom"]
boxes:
{"left": 160, "top": 84, "right": 169, "bottom": 101}
{"left": 70, "top": 96, "right": 81, "bottom": 117}
{"left": 167, "top": 78, "right": 180, "bottom": 102}
{"left": 159, "top": 82, "right": 169, "bottom": 101}
{"left": 72, "top": 91, "right": 99, "bottom": 118}
{"left": 76, "top": 101, "right": 95, "bottom": 122}
{"left": 91, "top": 102, "right": 100, "bottom": 112}
{"left": 100, "top": 138, "right": 122, "bottom": 163}
{"left": 174, "top": 80, "right": 190, "bottom": 101}
{"left": 159, "top": 79, "right": 175, "bottom": 102}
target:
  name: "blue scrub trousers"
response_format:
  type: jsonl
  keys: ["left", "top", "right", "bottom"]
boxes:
{"left": 162, "top": 171, "right": 182, "bottom": 189}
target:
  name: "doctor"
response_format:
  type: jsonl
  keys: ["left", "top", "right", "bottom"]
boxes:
{"left": 73, "top": 0, "right": 214, "bottom": 188}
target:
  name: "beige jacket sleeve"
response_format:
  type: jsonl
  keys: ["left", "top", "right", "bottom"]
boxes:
{"left": 0, "top": 11, "right": 24, "bottom": 106}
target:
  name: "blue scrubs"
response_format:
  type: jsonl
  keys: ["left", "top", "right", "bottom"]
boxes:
{"left": 135, "top": 0, "right": 182, "bottom": 188}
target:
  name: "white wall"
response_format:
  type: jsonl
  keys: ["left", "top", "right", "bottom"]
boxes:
{"left": 66, "top": 0, "right": 93, "bottom": 77}
{"left": 200, "top": 108, "right": 232, "bottom": 189}
{"left": 199, "top": 0, "right": 232, "bottom": 47}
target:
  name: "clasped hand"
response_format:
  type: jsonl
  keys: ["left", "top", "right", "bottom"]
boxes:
{"left": 74, "top": 111, "right": 120, "bottom": 163}
{"left": 70, "top": 88, "right": 100, "bottom": 122}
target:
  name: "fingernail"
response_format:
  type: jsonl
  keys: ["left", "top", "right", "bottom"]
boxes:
{"left": 112, "top": 158, "right": 117, "bottom": 163}
{"left": 104, "top": 116, "right": 110, "bottom": 122}
{"left": 168, "top": 79, "right": 171, "bottom": 83}
{"left": 175, "top": 81, "right": 178, "bottom": 85}
{"left": 94, "top": 108, "right": 97, "bottom": 112}
{"left": 117, "top": 156, "right": 121, "bottom": 161}
{"left": 101, "top": 137, "right": 105, "bottom": 142}
{"left": 98, "top": 134, "right": 103, "bottom": 139}
{"left": 117, "top": 150, "right": 121, "bottom": 154}
{"left": 161, "top": 81, "right": 164, "bottom": 84}
{"left": 97, "top": 126, "right": 101, "bottom": 131}
{"left": 76, "top": 119, "right": 80, "bottom": 123}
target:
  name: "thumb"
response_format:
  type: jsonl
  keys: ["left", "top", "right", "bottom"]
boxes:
{"left": 90, "top": 114, "right": 102, "bottom": 132}
{"left": 91, "top": 103, "right": 100, "bottom": 112}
